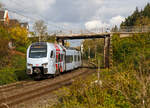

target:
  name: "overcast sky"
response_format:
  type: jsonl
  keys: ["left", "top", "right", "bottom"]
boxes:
{"left": 1, "top": 0, "right": 150, "bottom": 46}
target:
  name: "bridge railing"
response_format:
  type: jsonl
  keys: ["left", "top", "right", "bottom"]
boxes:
{"left": 56, "top": 26, "right": 150, "bottom": 36}
{"left": 56, "top": 28, "right": 110, "bottom": 36}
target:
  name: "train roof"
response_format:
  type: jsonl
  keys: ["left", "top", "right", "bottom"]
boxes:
{"left": 30, "top": 42, "right": 80, "bottom": 51}
{"left": 30, "top": 42, "right": 47, "bottom": 49}
{"left": 31, "top": 42, "right": 47, "bottom": 46}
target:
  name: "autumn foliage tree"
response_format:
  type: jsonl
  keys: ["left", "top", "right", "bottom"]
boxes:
{"left": 9, "top": 27, "right": 30, "bottom": 47}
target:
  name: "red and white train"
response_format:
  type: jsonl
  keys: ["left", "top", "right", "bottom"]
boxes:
{"left": 26, "top": 42, "right": 82, "bottom": 79}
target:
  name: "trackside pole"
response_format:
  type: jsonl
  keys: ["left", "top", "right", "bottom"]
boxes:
{"left": 98, "top": 60, "right": 100, "bottom": 83}
{"left": 88, "top": 47, "right": 90, "bottom": 59}
{"left": 97, "top": 59, "right": 102, "bottom": 86}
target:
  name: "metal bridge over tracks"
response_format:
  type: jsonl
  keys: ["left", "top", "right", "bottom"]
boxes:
{"left": 55, "top": 26, "right": 150, "bottom": 68}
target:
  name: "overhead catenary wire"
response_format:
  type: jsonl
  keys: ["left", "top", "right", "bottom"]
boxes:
{"left": 1, "top": 0, "right": 90, "bottom": 35}
{"left": 2, "top": 7, "right": 37, "bottom": 21}
{"left": 2, "top": 0, "right": 70, "bottom": 31}
{"left": 3, "top": 0, "right": 82, "bottom": 32}
{"left": 2, "top": 7, "right": 70, "bottom": 34}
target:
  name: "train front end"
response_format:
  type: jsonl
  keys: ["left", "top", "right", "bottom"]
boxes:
{"left": 26, "top": 42, "right": 54, "bottom": 79}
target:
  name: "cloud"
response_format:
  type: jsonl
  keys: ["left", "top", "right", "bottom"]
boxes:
{"left": 46, "top": 0, "right": 104, "bottom": 23}
{"left": 85, "top": 20, "right": 108, "bottom": 30}
{"left": 94, "top": 0, "right": 104, "bottom": 4}
{"left": 1, "top": 0, "right": 149, "bottom": 30}
{"left": 29, "top": 0, "right": 55, "bottom": 12}
{"left": 1, "top": 0, "right": 55, "bottom": 13}
{"left": 1, "top": 0, "right": 149, "bottom": 47}
{"left": 25, "top": 0, "right": 55, "bottom": 12}
{"left": 110, "top": 15, "right": 125, "bottom": 27}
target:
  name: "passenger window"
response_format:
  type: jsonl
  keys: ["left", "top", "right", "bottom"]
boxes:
{"left": 61, "top": 54, "right": 63, "bottom": 61}
{"left": 50, "top": 51, "right": 53, "bottom": 58}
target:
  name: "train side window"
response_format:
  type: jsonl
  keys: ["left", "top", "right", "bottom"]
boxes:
{"left": 76, "top": 55, "right": 78, "bottom": 61}
{"left": 56, "top": 55, "right": 57, "bottom": 62}
{"left": 71, "top": 55, "right": 73, "bottom": 62}
{"left": 53, "top": 52, "right": 55, "bottom": 58}
{"left": 74, "top": 55, "right": 76, "bottom": 62}
{"left": 58, "top": 54, "right": 61, "bottom": 61}
{"left": 61, "top": 54, "right": 64, "bottom": 61}
{"left": 50, "top": 51, "right": 54, "bottom": 58}
{"left": 60, "top": 54, "right": 62, "bottom": 61}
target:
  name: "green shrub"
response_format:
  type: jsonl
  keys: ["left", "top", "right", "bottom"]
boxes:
{"left": 16, "top": 46, "right": 27, "bottom": 53}
{"left": 0, "top": 54, "right": 29, "bottom": 85}
{"left": 0, "top": 26, "right": 30, "bottom": 85}
{"left": 112, "top": 33, "right": 150, "bottom": 67}
{"left": 52, "top": 33, "right": 150, "bottom": 108}
{"left": 11, "top": 54, "right": 29, "bottom": 81}
{"left": 0, "top": 67, "right": 17, "bottom": 85}
{"left": 53, "top": 74, "right": 131, "bottom": 108}
{"left": 15, "top": 69, "right": 28, "bottom": 80}
{"left": 53, "top": 63, "right": 150, "bottom": 108}
{"left": 0, "top": 27, "right": 10, "bottom": 68}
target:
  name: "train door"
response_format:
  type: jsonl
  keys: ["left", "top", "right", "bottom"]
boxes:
{"left": 64, "top": 51, "right": 66, "bottom": 71}
{"left": 55, "top": 44, "right": 61, "bottom": 75}
{"left": 60, "top": 53, "right": 65, "bottom": 72}
{"left": 59, "top": 45, "right": 66, "bottom": 73}
{"left": 55, "top": 51, "right": 60, "bottom": 74}
{"left": 63, "top": 52, "right": 66, "bottom": 71}
{"left": 49, "top": 50, "right": 56, "bottom": 74}
{"left": 73, "top": 51, "right": 75, "bottom": 69}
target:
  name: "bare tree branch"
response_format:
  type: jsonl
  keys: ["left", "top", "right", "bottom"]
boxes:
{"left": 33, "top": 20, "right": 47, "bottom": 42}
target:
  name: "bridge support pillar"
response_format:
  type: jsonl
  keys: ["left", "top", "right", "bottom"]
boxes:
{"left": 62, "top": 40, "right": 65, "bottom": 46}
{"left": 104, "top": 36, "right": 110, "bottom": 68}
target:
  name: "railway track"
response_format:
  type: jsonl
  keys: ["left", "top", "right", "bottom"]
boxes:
{"left": 0, "top": 81, "right": 37, "bottom": 93}
{"left": 0, "top": 68, "right": 96, "bottom": 108}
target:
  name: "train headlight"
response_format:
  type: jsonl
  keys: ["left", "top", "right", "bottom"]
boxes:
{"left": 42, "top": 63, "right": 48, "bottom": 67}
{"left": 27, "top": 63, "right": 33, "bottom": 67}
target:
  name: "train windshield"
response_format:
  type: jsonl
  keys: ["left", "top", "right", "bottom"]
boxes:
{"left": 29, "top": 45, "right": 47, "bottom": 58}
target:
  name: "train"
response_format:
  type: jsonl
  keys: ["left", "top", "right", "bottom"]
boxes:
{"left": 26, "top": 42, "right": 82, "bottom": 80}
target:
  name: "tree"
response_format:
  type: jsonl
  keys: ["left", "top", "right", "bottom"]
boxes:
{"left": 33, "top": 20, "right": 47, "bottom": 42}
{"left": 10, "top": 27, "right": 30, "bottom": 47}
{"left": 143, "top": 3, "right": 150, "bottom": 18}
{"left": 82, "top": 39, "right": 104, "bottom": 61}
{"left": 120, "top": 3, "right": 150, "bottom": 27}
{"left": 112, "top": 25, "right": 118, "bottom": 32}
{"left": 0, "top": 26, "right": 10, "bottom": 68}
{"left": 65, "top": 41, "right": 70, "bottom": 47}
{"left": 135, "top": 16, "right": 150, "bottom": 26}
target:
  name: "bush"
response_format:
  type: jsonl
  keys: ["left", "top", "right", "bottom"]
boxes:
{"left": 0, "top": 67, "right": 17, "bottom": 85}
{"left": 52, "top": 33, "right": 150, "bottom": 108}
{"left": 53, "top": 62, "right": 150, "bottom": 108}
{"left": 0, "top": 54, "right": 29, "bottom": 85}
{"left": 15, "top": 69, "right": 28, "bottom": 81}
{"left": 0, "top": 27, "right": 10, "bottom": 68}
{"left": 0, "top": 26, "right": 30, "bottom": 85}
{"left": 112, "top": 33, "right": 150, "bottom": 66}
{"left": 10, "top": 27, "right": 30, "bottom": 47}
{"left": 53, "top": 73, "right": 131, "bottom": 108}
{"left": 10, "top": 54, "right": 29, "bottom": 80}
{"left": 16, "top": 46, "right": 27, "bottom": 53}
